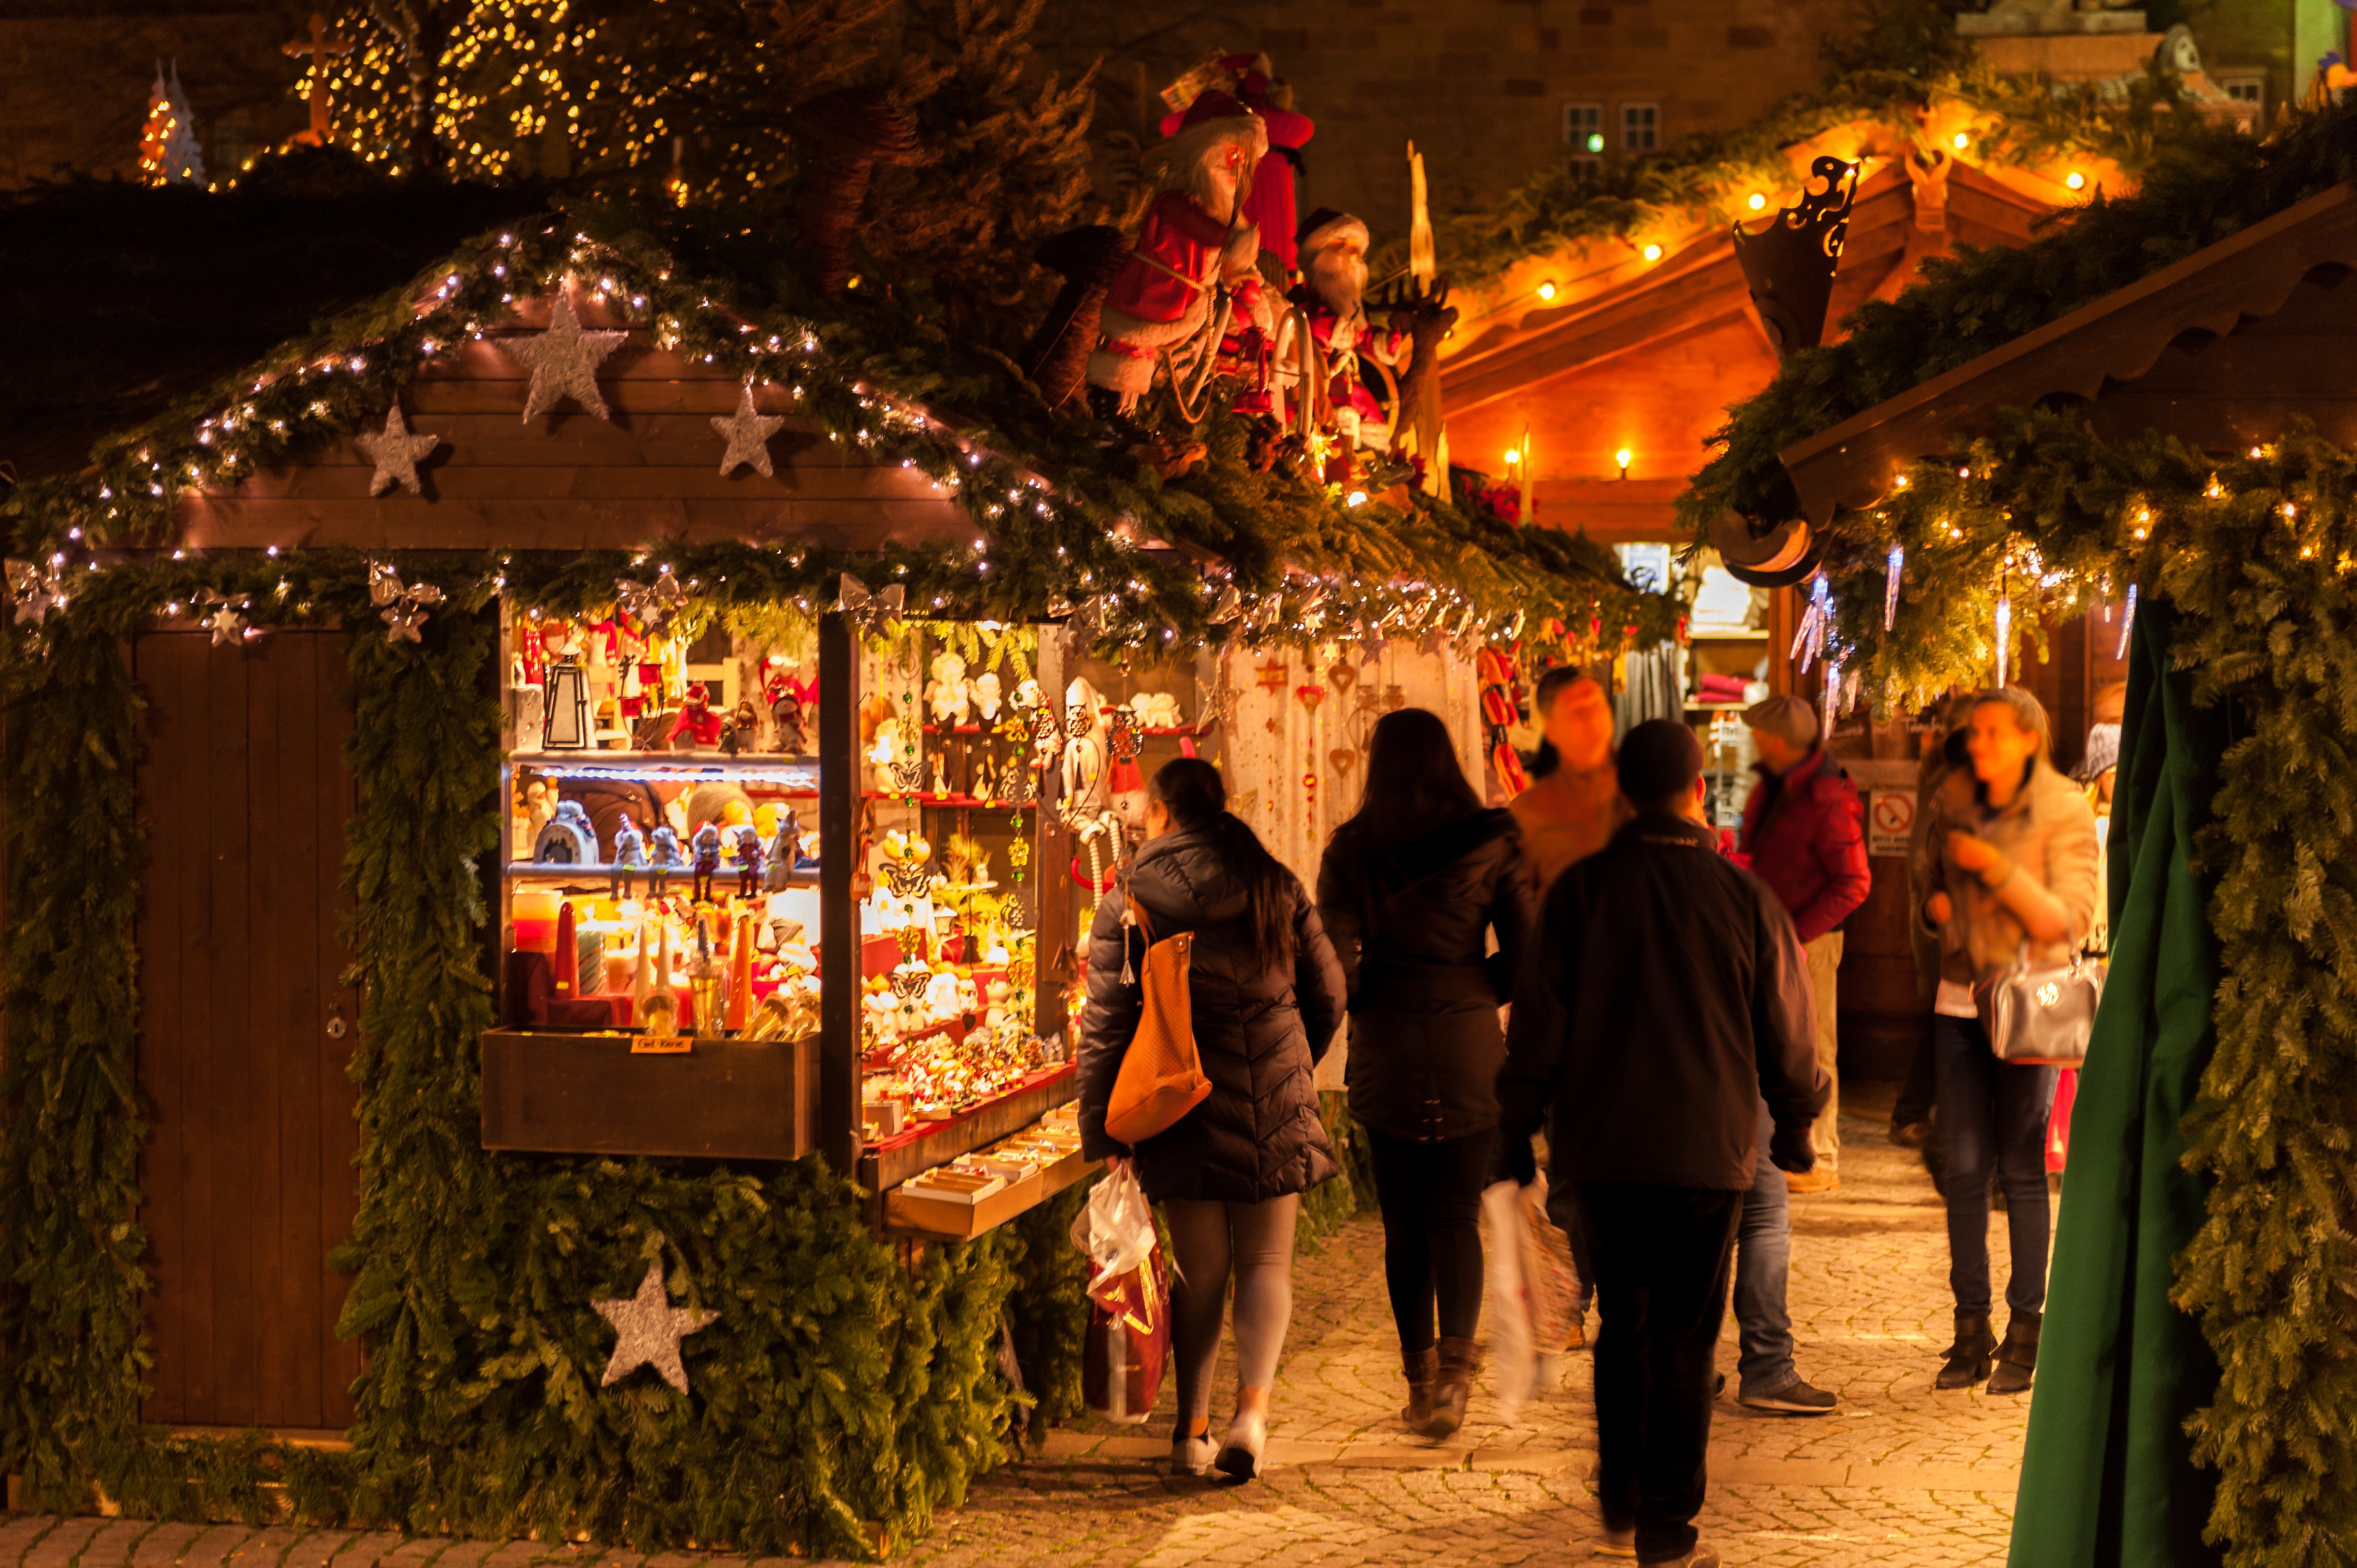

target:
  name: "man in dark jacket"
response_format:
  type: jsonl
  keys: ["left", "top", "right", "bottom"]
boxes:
{"left": 1499, "top": 720, "right": 1826, "bottom": 1568}
{"left": 1738, "top": 693, "right": 1869, "bottom": 1192}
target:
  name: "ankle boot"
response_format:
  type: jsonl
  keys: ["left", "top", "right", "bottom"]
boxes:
{"left": 1986, "top": 1310, "right": 2041, "bottom": 1395}
{"left": 1936, "top": 1309, "right": 1996, "bottom": 1389}
{"left": 1424, "top": 1336, "right": 1478, "bottom": 1438}
{"left": 1400, "top": 1344, "right": 1438, "bottom": 1427}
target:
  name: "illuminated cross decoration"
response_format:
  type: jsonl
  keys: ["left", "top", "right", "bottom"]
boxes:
{"left": 282, "top": 12, "right": 352, "bottom": 147}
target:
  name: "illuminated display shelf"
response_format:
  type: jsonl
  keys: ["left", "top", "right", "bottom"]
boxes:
{"left": 508, "top": 751, "right": 821, "bottom": 789}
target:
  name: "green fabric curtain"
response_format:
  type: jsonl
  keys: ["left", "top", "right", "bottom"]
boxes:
{"left": 2010, "top": 600, "right": 2224, "bottom": 1565}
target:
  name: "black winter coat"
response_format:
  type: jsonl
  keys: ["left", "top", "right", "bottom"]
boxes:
{"left": 1075, "top": 826, "right": 1347, "bottom": 1204}
{"left": 1316, "top": 809, "right": 1536, "bottom": 1140}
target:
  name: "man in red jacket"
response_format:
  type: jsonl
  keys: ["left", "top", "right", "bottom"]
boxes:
{"left": 1741, "top": 695, "right": 1870, "bottom": 1193}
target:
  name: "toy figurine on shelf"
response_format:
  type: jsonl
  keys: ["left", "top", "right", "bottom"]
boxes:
{"left": 932, "top": 755, "right": 950, "bottom": 797}
{"left": 611, "top": 813, "right": 649, "bottom": 898}
{"left": 972, "top": 670, "right": 1003, "bottom": 723}
{"left": 770, "top": 684, "right": 807, "bottom": 754}
{"left": 731, "top": 823, "right": 766, "bottom": 898}
{"left": 690, "top": 821, "right": 723, "bottom": 902}
{"left": 669, "top": 682, "right": 724, "bottom": 750}
{"left": 648, "top": 824, "right": 682, "bottom": 896}
{"left": 719, "top": 699, "right": 760, "bottom": 756}
{"left": 764, "top": 808, "right": 802, "bottom": 890}
{"left": 926, "top": 652, "right": 972, "bottom": 727}
{"left": 535, "top": 799, "right": 599, "bottom": 864}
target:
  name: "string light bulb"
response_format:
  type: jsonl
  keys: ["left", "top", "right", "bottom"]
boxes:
{"left": 1536, "top": 280, "right": 1558, "bottom": 301}
{"left": 1747, "top": 193, "right": 1767, "bottom": 211}
{"left": 1614, "top": 447, "right": 1633, "bottom": 478}
{"left": 2065, "top": 171, "right": 2085, "bottom": 191}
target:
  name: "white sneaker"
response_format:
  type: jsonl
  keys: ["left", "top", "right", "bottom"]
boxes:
{"left": 1169, "top": 1432, "right": 1215, "bottom": 1477}
{"left": 1214, "top": 1409, "right": 1267, "bottom": 1481}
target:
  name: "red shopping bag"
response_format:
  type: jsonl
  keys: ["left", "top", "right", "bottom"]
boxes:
{"left": 1083, "top": 1244, "right": 1171, "bottom": 1423}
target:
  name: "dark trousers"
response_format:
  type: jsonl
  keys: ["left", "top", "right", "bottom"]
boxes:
{"left": 1576, "top": 1182, "right": 1744, "bottom": 1563}
{"left": 1366, "top": 1128, "right": 1495, "bottom": 1350}
{"left": 1933, "top": 1014, "right": 2056, "bottom": 1315}
{"left": 1894, "top": 1011, "right": 1939, "bottom": 1126}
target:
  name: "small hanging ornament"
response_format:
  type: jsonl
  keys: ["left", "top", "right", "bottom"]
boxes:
{"left": 192, "top": 587, "right": 251, "bottom": 648}
{"left": 367, "top": 561, "right": 447, "bottom": 645}
{"left": 1255, "top": 662, "right": 1290, "bottom": 693}
{"left": 1792, "top": 573, "right": 1832, "bottom": 671}
{"left": 614, "top": 567, "right": 687, "bottom": 633}
{"left": 1884, "top": 545, "right": 1904, "bottom": 632}
{"left": 1207, "top": 583, "right": 1243, "bottom": 624}
{"left": 1994, "top": 593, "right": 2014, "bottom": 687}
{"left": 1329, "top": 746, "right": 1359, "bottom": 784}
{"left": 1822, "top": 655, "right": 1840, "bottom": 727}
{"left": 836, "top": 572, "right": 905, "bottom": 633}
{"left": 2116, "top": 583, "right": 2138, "bottom": 661}
{"left": 6, "top": 557, "right": 68, "bottom": 628}
{"left": 1294, "top": 683, "right": 1326, "bottom": 714}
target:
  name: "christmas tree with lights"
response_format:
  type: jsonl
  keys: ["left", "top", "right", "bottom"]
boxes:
{"left": 139, "top": 61, "right": 207, "bottom": 187}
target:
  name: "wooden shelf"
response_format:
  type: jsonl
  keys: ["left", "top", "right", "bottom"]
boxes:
{"left": 1688, "top": 628, "right": 1769, "bottom": 641}
{"left": 862, "top": 790, "right": 1034, "bottom": 808}
{"left": 885, "top": 1145, "right": 1098, "bottom": 1242}
{"left": 480, "top": 1029, "right": 818, "bottom": 1160}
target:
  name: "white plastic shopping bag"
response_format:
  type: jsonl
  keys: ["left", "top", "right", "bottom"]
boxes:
{"left": 1070, "top": 1162, "right": 1158, "bottom": 1290}
{"left": 1482, "top": 1179, "right": 1538, "bottom": 1418}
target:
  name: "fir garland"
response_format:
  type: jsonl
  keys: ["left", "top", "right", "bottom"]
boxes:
{"left": 0, "top": 192, "right": 1672, "bottom": 659}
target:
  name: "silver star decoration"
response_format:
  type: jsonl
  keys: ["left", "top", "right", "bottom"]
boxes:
{"left": 367, "top": 562, "right": 447, "bottom": 645}
{"left": 6, "top": 558, "right": 66, "bottom": 627}
{"left": 711, "top": 381, "right": 785, "bottom": 477}
{"left": 357, "top": 403, "right": 443, "bottom": 496}
{"left": 592, "top": 1258, "right": 716, "bottom": 1394}
{"left": 1207, "top": 583, "right": 1243, "bottom": 624}
{"left": 615, "top": 570, "right": 688, "bottom": 632}
{"left": 193, "top": 588, "right": 250, "bottom": 648}
{"left": 503, "top": 292, "right": 628, "bottom": 422}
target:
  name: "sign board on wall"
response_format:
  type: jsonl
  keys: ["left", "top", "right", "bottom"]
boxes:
{"left": 1868, "top": 788, "right": 1915, "bottom": 857}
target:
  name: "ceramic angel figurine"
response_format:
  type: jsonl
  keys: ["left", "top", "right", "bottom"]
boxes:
{"left": 971, "top": 670, "right": 1003, "bottom": 722}
{"left": 1060, "top": 676, "right": 1109, "bottom": 814}
{"left": 925, "top": 651, "right": 972, "bottom": 727}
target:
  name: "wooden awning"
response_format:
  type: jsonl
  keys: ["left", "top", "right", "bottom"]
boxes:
{"left": 1777, "top": 182, "right": 2357, "bottom": 522}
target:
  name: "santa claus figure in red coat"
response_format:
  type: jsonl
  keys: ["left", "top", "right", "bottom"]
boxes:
{"left": 1156, "top": 53, "right": 1315, "bottom": 274}
{"left": 1290, "top": 208, "right": 1399, "bottom": 470}
{"left": 1087, "top": 92, "right": 1271, "bottom": 411}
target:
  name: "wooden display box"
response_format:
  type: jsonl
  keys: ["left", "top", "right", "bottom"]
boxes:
{"left": 480, "top": 1029, "right": 819, "bottom": 1160}
{"left": 855, "top": 1065, "right": 1078, "bottom": 1195}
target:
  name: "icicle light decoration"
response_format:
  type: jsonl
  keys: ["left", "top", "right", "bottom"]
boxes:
{"left": 1994, "top": 593, "right": 2014, "bottom": 687}
{"left": 1885, "top": 545, "right": 1904, "bottom": 632}
{"left": 2116, "top": 583, "right": 2138, "bottom": 661}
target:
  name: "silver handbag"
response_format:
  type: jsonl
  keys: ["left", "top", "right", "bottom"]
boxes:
{"left": 1976, "top": 949, "right": 2104, "bottom": 1068}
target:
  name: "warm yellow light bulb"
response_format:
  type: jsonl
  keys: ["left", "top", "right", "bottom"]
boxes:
{"left": 2065, "top": 171, "right": 2085, "bottom": 191}
{"left": 1642, "top": 243, "right": 1662, "bottom": 261}
{"left": 1614, "top": 447, "right": 1633, "bottom": 473}
{"left": 1537, "top": 280, "right": 1558, "bottom": 301}
{"left": 1503, "top": 448, "right": 1521, "bottom": 465}
{"left": 1953, "top": 132, "right": 1970, "bottom": 150}
{"left": 1747, "top": 193, "right": 1767, "bottom": 211}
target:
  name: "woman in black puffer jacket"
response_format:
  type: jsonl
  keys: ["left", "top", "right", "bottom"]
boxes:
{"left": 1077, "top": 756, "right": 1346, "bottom": 1483}
{"left": 1316, "top": 708, "right": 1535, "bottom": 1438}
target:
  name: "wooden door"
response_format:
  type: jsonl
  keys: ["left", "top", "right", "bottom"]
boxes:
{"left": 133, "top": 629, "right": 362, "bottom": 1431}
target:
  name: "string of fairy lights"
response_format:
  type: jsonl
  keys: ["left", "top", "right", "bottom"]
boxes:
{"left": 1772, "top": 427, "right": 2357, "bottom": 715}
{"left": 10, "top": 215, "right": 1656, "bottom": 657}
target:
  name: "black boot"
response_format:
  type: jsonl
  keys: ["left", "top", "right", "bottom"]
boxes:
{"left": 1936, "top": 1309, "right": 1995, "bottom": 1389}
{"left": 1986, "top": 1311, "right": 2041, "bottom": 1395}
{"left": 1399, "top": 1344, "right": 1437, "bottom": 1427}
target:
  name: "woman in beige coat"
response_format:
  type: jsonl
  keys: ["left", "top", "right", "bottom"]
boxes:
{"left": 1914, "top": 686, "right": 2099, "bottom": 1397}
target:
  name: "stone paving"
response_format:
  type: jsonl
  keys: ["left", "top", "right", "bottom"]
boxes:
{"left": 0, "top": 1087, "right": 2041, "bottom": 1566}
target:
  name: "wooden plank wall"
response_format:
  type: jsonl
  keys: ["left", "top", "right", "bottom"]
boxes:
{"left": 176, "top": 293, "right": 978, "bottom": 554}
{"left": 135, "top": 629, "right": 362, "bottom": 1432}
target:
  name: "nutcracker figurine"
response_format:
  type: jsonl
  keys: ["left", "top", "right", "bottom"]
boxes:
{"left": 731, "top": 822, "right": 766, "bottom": 899}
{"left": 689, "top": 820, "right": 724, "bottom": 902}
{"left": 611, "top": 812, "right": 649, "bottom": 899}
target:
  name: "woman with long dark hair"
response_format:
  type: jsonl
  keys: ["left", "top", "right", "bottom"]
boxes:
{"left": 1076, "top": 756, "right": 1346, "bottom": 1481}
{"left": 1316, "top": 709, "right": 1536, "bottom": 1436}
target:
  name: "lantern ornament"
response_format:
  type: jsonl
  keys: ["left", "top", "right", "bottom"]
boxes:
{"left": 544, "top": 657, "right": 592, "bottom": 749}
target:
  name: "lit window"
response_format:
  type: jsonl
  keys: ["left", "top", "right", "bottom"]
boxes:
{"left": 1621, "top": 102, "right": 1658, "bottom": 152}
{"left": 1563, "top": 103, "right": 1605, "bottom": 173}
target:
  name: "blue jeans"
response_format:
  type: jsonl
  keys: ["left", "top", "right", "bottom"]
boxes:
{"left": 1934, "top": 1013, "right": 2057, "bottom": 1315}
{"left": 1732, "top": 1100, "right": 1797, "bottom": 1399}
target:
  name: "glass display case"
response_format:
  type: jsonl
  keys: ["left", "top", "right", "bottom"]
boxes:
{"left": 476, "top": 600, "right": 1099, "bottom": 1238}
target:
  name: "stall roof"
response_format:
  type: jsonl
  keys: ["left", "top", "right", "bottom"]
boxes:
{"left": 1778, "top": 182, "right": 2357, "bottom": 521}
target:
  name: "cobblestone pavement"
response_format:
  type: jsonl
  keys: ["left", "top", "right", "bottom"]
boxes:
{"left": 0, "top": 1088, "right": 2042, "bottom": 1567}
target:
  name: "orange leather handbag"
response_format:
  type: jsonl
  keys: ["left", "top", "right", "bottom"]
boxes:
{"left": 1104, "top": 900, "right": 1210, "bottom": 1145}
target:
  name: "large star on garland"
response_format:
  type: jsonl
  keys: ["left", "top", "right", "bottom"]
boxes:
{"left": 357, "top": 403, "right": 443, "bottom": 496}
{"left": 592, "top": 1258, "right": 716, "bottom": 1394}
{"left": 712, "top": 381, "right": 785, "bottom": 477}
{"left": 504, "top": 292, "right": 628, "bottom": 422}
